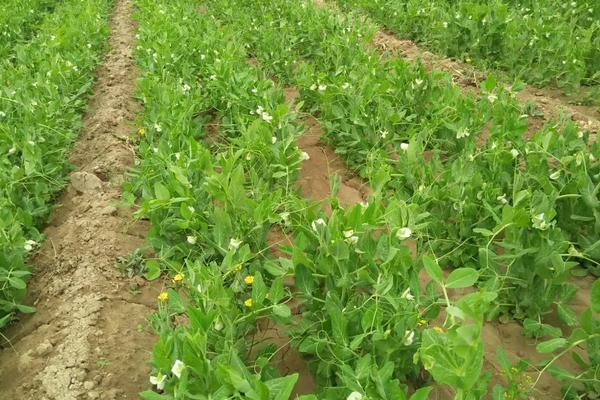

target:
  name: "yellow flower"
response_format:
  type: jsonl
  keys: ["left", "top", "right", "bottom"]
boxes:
{"left": 244, "top": 298, "right": 253, "bottom": 308}
{"left": 138, "top": 127, "right": 146, "bottom": 136}
{"left": 158, "top": 292, "right": 169, "bottom": 302}
{"left": 417, "top": 319, "right": 427, "bottom": 326}
{"left": 244, "top": 275, "right": 254, "bottom": 285}
{"left": 173, "top": 273, "right": 184, "bottom": 283}
{"left": 466, "top": 57, "right": 472, "bottom": 64}
{"left": 234, "top": 264, "right": 242, "bottom": 273}
{"left": 433, "top": 326, "right": 444, "bottom": 333}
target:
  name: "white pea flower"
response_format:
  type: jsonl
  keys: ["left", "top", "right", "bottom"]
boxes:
{"left": 154, "top": 123, "right": 162, "bottom": 132}
{"left": 318, "top": 84, "right": 327, "bottom": 92}
{"left": 400, "top": 288, "right": 415, "bottom": 301}
{"left": 487, "top": 94, "right": 497, "bottom": 103}
{"left": 443, "top": 21, "right": 449, "bottom": 28}
{"left": 360, "top": 201, "right": 369, "bottom": 208}
{"left": 400, "top": 142, "right": 409, "bottom": 151}
{"left": 456, "top": 128, "right": 470, "bottom": 139}
{"left": 311, "top": 218, "right": 326, "bottom": 232}
{"left": 310, "top": 84, "right": 317, "bottom": 91}
{"left": 188, "top": 206, "right": 195, "bottom": 213}
{"left": 415, "top": 79, "right": 424, "bottom": 86}
{"left": 8, "top": 146, "right": 17, "bottom": 155}
{"left": 532, "top": 213, "right": 549, "bottom": 230}
{"left": 182, "top": 83, "right": 191, "bottom": 92}
{"left": 497, "top": 194, "right": 508, "bottom": 204}
{"left": 272, "top": 136, "right": 277, "bottom": 144}
{"left": 28, "top": 140, "right": 35, "bottom": 146}
{"left": 347, "top": 392, "right": 363, "bottom": 400}
{"left": 341, "top": 82, "right": 350, "bottom": 90}
{"left": 299, "top": 151, "right": 310, "bottom": 161}
{"left": 577, "top": 131, "right": 584, "bottom": 138}
{"left": 24, "top": 240, "right": 37, "bottom": 252}
{"left": 511, "top": 148, "right": 519, "bottom": 158}
{"left": 549, "top": 171, "right": 561, "bottom": 180}
{"left": 175, "top": 152, "right": 181, "bottom": 160}
{"left": 0, "top": 111, "right": 5, "bottom": 118}
{"left": 403, "top": 330, "right": 415, "bottom": 346}
{"left": 149, "top": 373, "right": 166, "bottom": 390}
{"left": 380, "top": 130, "right": 389, "bottom": 139}
{"left": 261, "top": 112, "right": 273, "bottom": 123}
{"left": 196, "top": 284, "right": 202, "bottom": 293}
{"left": 396, "top": 227, "right": 412, "bottom": 240}
{"left": 229, "top": 238, "right": 242, "bottom": 250}
{"left": 187, "top": 236, "right": 197, "bottom": 245}
{"left": 171, "top": 360, "right": 185, "bottom": 378}
{"left": 280, "top": 212, "right": 290, "bottom": 226}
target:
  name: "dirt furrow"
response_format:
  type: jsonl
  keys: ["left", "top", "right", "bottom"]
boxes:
{"left": 0, "top": 0, "right": 159, "bottom": 399}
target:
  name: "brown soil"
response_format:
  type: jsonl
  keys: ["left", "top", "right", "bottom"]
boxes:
{"left": 0, "top": 1, "right": 160, "bottom": 399}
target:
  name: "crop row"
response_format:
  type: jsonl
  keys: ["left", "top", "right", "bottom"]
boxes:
{"left": 335, "top": 0, "right": 600, "bottom": 94}
{"left": 0, "top": 0, "right": 113, "bottom": 327}
{"left": 131, "top": 0, "right": 600, "bottom": 399}
{"left": 0, "top": 0, "right": 62, "bottom": 59}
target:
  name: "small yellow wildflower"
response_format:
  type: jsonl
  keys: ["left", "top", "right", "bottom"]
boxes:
{"left": 234, "top": 264, "right": 243, "bottom": 273}
{"left": 466, "top": 57, "right": 472, "bottom": 64}
{"left": 244, "top": 298, "right": 253, "bottom": 308}
{"left": 173, "top": 273, "right": 184, "bottom": 283}
{"left": 244, "top": 275, "right": 255, "bottom": 285}
{"left": 158, "top": 292, "right": 169, "bottom": 301}
{"left": 417, "top": 319, "right": 428, "bottom": 326}
{"left": 433, "top": 326, "right": 444, "bottom": 333}
{"left": 138, "top": 128, "right": 146, "bottom": 136}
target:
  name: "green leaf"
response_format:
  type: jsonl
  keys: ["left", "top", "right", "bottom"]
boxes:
{"left": 473, "top": 228, "right": 494, "bottom": 237}
{"left": 591, "top": 279, "right": 600, "bottom": 313}
{"left": 272, "top": 304, "right": 291, "bottom": 319}
{"left": 8, "top": 276, "right": 26, "bottom": 289}
{"left": 140, "top": 391, "right": 173, "bottom": 400}
{"left": 265, "top": 374, "right": 298, "bottom": 400}
{"left": 409, "top": 387, "right": 433, "bottom": 400}
{"left": 446, "top": 268, "right": 479, "bottom": 289}
{"left": 144, "top": 260, "right": 161, "bottom": 281}
{"left": 536, "top": 338, "right": 567, "bottom": 353}
{"left": 154, "top": 182, "right": 170, "bottom": 201}
{"left": 422, "top": 255, "right": 443, "bottom": 285}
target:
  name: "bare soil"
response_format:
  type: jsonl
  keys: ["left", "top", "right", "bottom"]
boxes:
{"left": 0, "top": 0, "right": 160, "bottom": 399}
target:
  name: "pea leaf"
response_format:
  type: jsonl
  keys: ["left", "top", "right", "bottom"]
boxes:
{"left": 536, "top": 338, "right": 567, "bottom": 353}
{"left": 423, "top": 255, "right": 443, "bottom": 285}
{"left": 591, "top": 279, "right": 600, "bottom": 313}
{"left": 446, "top": 268, "right": 479, "bottom": 289}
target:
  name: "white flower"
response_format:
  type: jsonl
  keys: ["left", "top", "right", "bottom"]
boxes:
{"left": 318, "top": 84, "right": 327, "bottom": 92}
{"left": 251, "top": 88, "right": 258, "bottom": 94}
{"left": 343, "top": 230, "right": 359, "bottom": 245}
{"left": 341, "top": 82, "right": 350, "bottom": 90}
{"left": 28, "top": 140, "right": 35, "bottom": 146}
{"left": 343, "top": 230, "right": 355, "bottom": 238}
{"left": 415, "top": 78, "right": 424, "bottom": 86}
{"left": 182, "top": 83, "right": 191, "bottom": 92}
{"left": 0, "top": 111, "right": 5, "bottom": 118}
{"left": 310, "top": 84, "right": 317, "bottom": 91}
{"left": 175, "top": 152, "right": 181, "bottom": 160}
{"left": 311, "top": 218, "right": 326, "bottom": 232}
{"left": 299, "top": 151, "right": 310, "bottom": 161}
{"left": 497, "top": 194, "right": 508, "bottom": 204}
{"left": 380, "top": 130, "right": 389, "bottom": 139}
{"left": 8, "top": 146, "right": 17, "bottom": 155}
{"left": 187, "top": 236, "right": 197, "bottom": 245}
{"left": 396, "top": 227, "right": 412, "bottom": 240}
{"left": 196, "top": 284, "right": 202, "bottom": 293}
{"left": 456, "top": 128, "right": 470, "bottom": 139}
{"left": 532, "top": 213, "right": 549, "bottom": 230}
{"left": 229, "top": 238, "right": 242, "bottom": 250}
{"left": 261, "top": 112, "right": 273, "bottom": 123}
{"left": 443, "top": 21, "right": 449, "bottom": 28}
{"left": 400, "top": 288, "right": 415, "bottom": 301}
{"left": 188, "top": 206, "right": 195, "bottom": 213}
{"left": 347, "top": 392, "right": 363, "bottom": 400}
{"left": 488, "top": 94, "right": 497, "bottom": 103}
{"left": 400, "top": 142, "right": 409, "bottom": 151}
{"left": 360, "top": 201, "right": 369, "bottom": 208}
{"left": 549, "top": 171, "right": 561, "bottom": 180}
{"left": 280, "top": 212, "right": 290, "bottom": 225}
{"left": 149, "top": 373, "right": 166, "bottom": 390}
{"left": 403, "top": 330, "right": 415, "bottom": 346}
{"left": 171, "top": 360, "right": 185, "bottom": 378}
{"left": 511, "top": 148, "right": 519, "bottom": 158}
{"left": 577, "top": 131, "right": 584, "bottom": 138}
{"left": 214, "top": 318, "right": 223, "bottom": 331}
{"left": 154, "top": 123, "right": 162, "bottom": 132}
{"left": 23, "top": 240, "right": 37, "bottom": 252}
{"left": 271, "top": 136, "right": 277, "bottom": 144}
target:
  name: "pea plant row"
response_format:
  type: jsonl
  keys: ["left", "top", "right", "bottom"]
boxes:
{"left": 334, "top": 0, "right": 599, "bottom": 100}
{"left": 0, "top": 0, "right": 114, "bottom": 328}
{"left": 130, "top": 0, "right": 600, "bottom": 400}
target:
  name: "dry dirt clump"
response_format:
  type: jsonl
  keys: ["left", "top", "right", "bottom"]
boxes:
{"left": 0, "top": 0, "right": 161, "bottom": 399}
